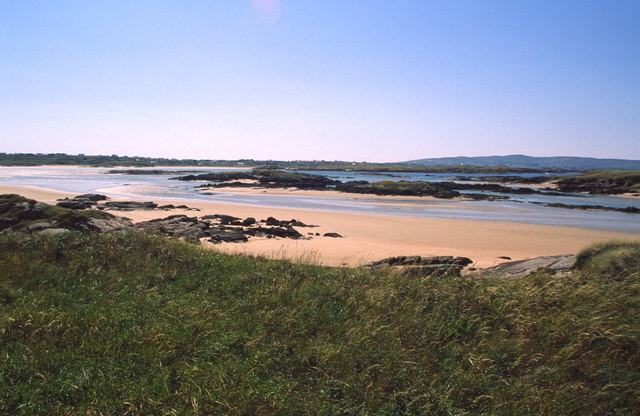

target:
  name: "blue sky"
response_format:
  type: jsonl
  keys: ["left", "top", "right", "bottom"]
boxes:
{"left": 1, "top": 1, "right": 639, "bottom": 162}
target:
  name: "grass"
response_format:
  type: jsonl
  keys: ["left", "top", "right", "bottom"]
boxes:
{"left": 1, "top": 232, "right": 639, "bottom": 415}
{"left": 558, "top": 170, "right": 640, "bottom": 193}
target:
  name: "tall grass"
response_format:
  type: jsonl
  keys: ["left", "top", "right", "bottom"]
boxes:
{"left": 1, "top": 232, "right": 638, "bottom": 415}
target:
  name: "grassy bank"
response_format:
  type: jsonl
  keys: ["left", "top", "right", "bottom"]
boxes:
{"left": 1, "top": 232, "right": 639, "bottom": 415}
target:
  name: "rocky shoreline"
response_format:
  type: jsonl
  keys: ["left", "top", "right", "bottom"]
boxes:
{"left": 0, "top": 193, "right": 626, "bottom": 279}
{"left": 0, "top": 194, "right": 343, "bottom": 245}
{"left": 173, "top": 169, "right": 579, "bottom": 201}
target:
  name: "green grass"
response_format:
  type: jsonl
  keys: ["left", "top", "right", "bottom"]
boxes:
{"left": 569, "top": 170, "right": 640, "bottom": 181}
{"left": 1, "top": 232, "right": 639, "bottom": 415}
{"left": 0, "top": 152, "right": 556, "bottom": 173}
{"left": 560, "top": 170, "right": 640, "bottom": 193}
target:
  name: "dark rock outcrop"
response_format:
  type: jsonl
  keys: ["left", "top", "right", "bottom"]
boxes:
{"left": 70, "top": 216, "right": 133, "bottom": 233}
{"left": 175, "top": 169, "right": 340, "bottom": 190}
{"left": 532, "top": 202, "right": 640, "bottom": 214}
{"left": 136, "top": 215, "right": 209, "bottom": 243}
{"left": 75, "top": 194, "right": 108, "bottom": 201}
{"left": 550, "top": 176, "right": 639, "bottom": 195}
{"left": 136, "top": 214, "right": 309, "bottom": 243}
{"left": 102, "top": 201, "right": 159, "bottom": 210}
{"left": 208, "top": 229, "right": 248, "bottom": 243}
{"left": 365, "top": 255, "right": 473, "bottom": 277}
{"left": 57, "top": 194, "right": 108, "bottom": 210}
{"left": 202, "top": 214, "right": 242, "bottom": 225}
{"left": 244, "top": 226, "right": 303, "bottom": 239}
{"left": 262, "top": 217, "right": 316, "bottom": 227}
{"left": 57, "top": 199, "right": 97, "bottom": 210}
{"left": 242, "top": 217, "right": 256, "bottom": 226}
{"left": 2, "top": 194, "right": 132, "bottom": 233}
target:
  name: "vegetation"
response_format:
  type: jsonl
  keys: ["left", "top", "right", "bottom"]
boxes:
{"left": 564, "top": 170, "right": 640, "bottom": 186}
{"left": 0, "top": 153, "right": 252, "bottom": 167}
{"left": 1, "top": 232, "right": 639, "bottom": 415}
{"left": 0, "top": 152, "right": 563, "bottom": 173}
{"left": 552, "top": 170, "right": 640, "bottom": 195}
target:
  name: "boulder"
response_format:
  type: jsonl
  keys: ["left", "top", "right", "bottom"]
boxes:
{"left": 202, "top": 214, "right": 241, "bottom": 224}
{"left": 324, "top": 232, "right": 343, "bottom": 238}
{"left": 209, "top": 229, "right": 249, "bottom": 243}
{"left": 365, "top": 255, "right": 473, "bottom": 277}
{"left": 242, "top": 217, "right": 257, "bottom": 226}
{"left": 245, "top": 226, "right": 303, "bottom": 239}
{"left": 28, "top": 222, "right": 54, "bottom": 232}
{"left": 136, "top": 215, "right": 209, "bottom": 243}
{"left": 39, "top": 228, "right": 71, "bottom": 235}
{"left": 0, "top": 217, "right": 19, "bottom": 232}
{"left": 57, "top": 199, "right": 97, "bottom": 210}
{"left": 75, "top": 194, "right": 108, "bottom": 201}
{"left": 475, "top": 254, "right": 577, "bottom": 278}
{"left": 263, "top": 216, "right": 315, "bottom": 227}
{"left": 83, "top": 217, "right": 133, "bottom": 233}
{"left": 265, "top": 216, "right": 280, "bottom": 226}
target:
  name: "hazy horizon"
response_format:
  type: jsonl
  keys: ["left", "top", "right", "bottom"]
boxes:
{"left": 2, "top": 1, "right": 639, "bottom": 161}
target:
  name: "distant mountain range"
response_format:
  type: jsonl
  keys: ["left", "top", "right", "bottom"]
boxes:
{"left": 405, "top": 155, "right": 640, "bottom": 170}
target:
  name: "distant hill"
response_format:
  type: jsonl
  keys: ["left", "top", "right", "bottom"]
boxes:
{"left": 405, "top": 155, "right": 640, "bottom": 170}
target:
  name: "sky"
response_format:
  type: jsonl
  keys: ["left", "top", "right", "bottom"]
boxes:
{"left": 1, "top": 0, "right": 639, "bottom": 162}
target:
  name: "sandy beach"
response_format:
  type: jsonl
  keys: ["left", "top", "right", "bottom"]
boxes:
{"left": 2, "top": 184, "right": 638, "bottom": 269}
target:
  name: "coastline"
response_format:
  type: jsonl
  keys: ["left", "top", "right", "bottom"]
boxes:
{"left": 2, "top": 184, "right": 638, "bottom": 268}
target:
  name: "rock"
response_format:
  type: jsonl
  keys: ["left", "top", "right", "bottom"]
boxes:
{"left": 101, "top": 201, "right": 158, "bottom": 211}
{"left": 532, "top": 202, "right": 640, "bottom": 214}
{"left": 242, "top": 217, "right": 257, "bottom": 226}
{"left": 0, "top": 217, "right": 19, "bottom": 231}
{"left": 17, "top": 202, "right": 45, "bottom": 219}
{"left": 39, "top": 228, "right": 71, "bottom": 235}
{"left": 324, "top": 232, "right": 343, "bottom": 238}
{"left": 1, "top": 194, "right": 132, "bottom": 233}
{"left": 75, "top": 194, "right": 108, "bottom": 201}
{"left": 202, "top": 214, "right": 241, "bottom": 224}
{"left": 365, "top": 255, "right": 473, "bottom": 277}
{"left": 57, "top": 199, "right": 97, "bottom": 210}
{"left": 174, "top": 170, "right": 340, "bottom": 190}
{"left": 83, "top": 217, "right": 133, "bottom": 232}
{"left": 551, "top": 177, "right": 635, "bottom": 195}
{"left": 136, "top": 215, "right": 209, "bottom": 243}
{"left": 245, "top": 226, "right": 303, "bottom": 239}
{"left": 263, "top": 216, "right": 315, "bottom": 227}
{"left": 475, "top": 254, "right": 577, "bottom": 278}
{"left": 497, "top": 256, "right": 512, "bottom": 260}
{"left": 209, "top": 229, "right": 248, "bottom": 243}
{"left": 57, "top": 194, "right": 108, "bottom": 210}
{"left": 28, "top": 222, "right": 54, "bottom": 232}
{"left": 265, "top": 216, "right": 280, "bottom": 226}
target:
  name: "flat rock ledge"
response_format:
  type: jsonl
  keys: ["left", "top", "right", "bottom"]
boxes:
{"left": 365, "top": 256, "right": 473, "bottom": 277}
{"left": 57, "top": 195, "right": 199, "bottom": 211}
{"left": 474, "top": 254, "right": 577, "bottom": 278}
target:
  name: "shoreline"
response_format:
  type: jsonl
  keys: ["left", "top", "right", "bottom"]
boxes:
{"left": 2, "top": 184, "right": 638, "bottom": 268}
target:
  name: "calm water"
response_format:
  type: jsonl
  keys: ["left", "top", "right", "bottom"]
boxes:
{"left": 1, "top": 166, "right": 639, "bottom": 233}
